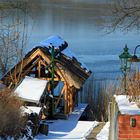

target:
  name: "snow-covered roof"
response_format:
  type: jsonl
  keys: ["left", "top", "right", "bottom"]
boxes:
{"left": 15, "top": 76, "right": 48, "bottom": 103}
{"left": 62, "top": 48, "right": 90, "bottom": 72}
{"left": 40, "top": 35, "right": 67, "bottom": 50}
{"left": 40, "top": 35, "right": 90, "bottom": 73}
{"left": 115, "top": 95, "right": 140, "bottom": 115}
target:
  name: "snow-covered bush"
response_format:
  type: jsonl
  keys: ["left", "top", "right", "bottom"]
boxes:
{"left": 0, "top": 88, "right": 25, "bottom": 139}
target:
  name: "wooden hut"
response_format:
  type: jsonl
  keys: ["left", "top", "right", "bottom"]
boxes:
{"left": 1, "top": 35, "right": 91, "bottom": 116}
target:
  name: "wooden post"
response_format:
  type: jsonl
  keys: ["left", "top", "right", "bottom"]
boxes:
{"left": 55, "top": 85, "right": 65, "bottom": 108}
{"left": 64, "top": 84, "right": 68, "bottom": 114}
{"left": 69, "top": 89, "right": 73, "bottom": 113}
{"left": 67, "top": 87, "right": 70, "bottom": 114}
{"left": 14, "top": 65, "right": 17, "bottom": 85}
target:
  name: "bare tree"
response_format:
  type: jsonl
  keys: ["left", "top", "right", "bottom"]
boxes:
{"left": 0, "top": 0, "right": 30, "bottom": 76}
{"left": 107, "top": 0, "right": 140, "bottom": 32}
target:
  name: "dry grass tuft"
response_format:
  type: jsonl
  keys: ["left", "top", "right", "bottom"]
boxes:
{"left": 0, "top": 88, "right": 24, "bottom": 138}
{"left": 94, "top": 83, "right": 115, "bottom": 121}
{"left": 84, "top": 81, "right": 115, "bottom": 122}
{"left": 127, "top": 76, "right": 140, "bottom": 102}
{"left": 117, "top": 72, "right": 140, "bottom": 105}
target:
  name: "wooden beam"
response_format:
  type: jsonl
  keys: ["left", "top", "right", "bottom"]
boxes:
{"left": 9, "top": 71, "right": 14, "bottom": 84}
{"left": 3, "top": 49, "right": 51, "bottom": 83}
{"left": 66, "top": 87, "right": 74, "bottom": 113}
{"left": 64, "top": 83, "right": 69, "bottom": 114}
{"left": 55, "top": 85, "right": 65, "bottom": 108}
{"left": 14, "top": 65, "right": 17, "bottom": 85}
{"left": 55, "top": 65, "right": 68, "bottom": 84}
{"left": 17, "top": 59, "right": 24, "bottom": 83}
{"left": 64, "top": 84, "right": 68, "bottom": 115}
{"left": 21, "top": 58, "right": 39, "bottom": 78}
{"left": 69, "top": 91, "right": 73, "bottom": 113}
{"left": 46, "top": 77, "right": 60, "bottom": 81}
{"left": 40, "top": 60, "right": 47, "bottom": 67}
{"left": 67, "top": 89, "right": 70, "bottom": 114}
{"left": 38, "top": 50, "right": 51, "bottom": 64}
{"left": 14, "top": 49, "right": 43, "bottom": 75}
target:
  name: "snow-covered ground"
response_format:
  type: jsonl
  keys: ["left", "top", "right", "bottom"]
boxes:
{"left": 34, "top": 104, "right": 99, "bottom": 140}
{"left": 35, "top": 121, "right": 98, "bottom": 140}
{"left": 3, "top": 103, "right": 110, "bottom": 140}
{"left": 34, "top": 104, "right": 110, "bottom": 140}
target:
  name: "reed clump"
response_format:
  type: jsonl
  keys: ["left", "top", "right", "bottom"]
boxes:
{"left": 126, "top": 73, "right": 140, "bottom": 105}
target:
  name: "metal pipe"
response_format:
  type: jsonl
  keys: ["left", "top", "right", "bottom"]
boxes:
{"left": 51, "top": 45, "right": 55, "bottom": 97}
{"left": 134, "top": 45, "right": 140, "bottom": 56}
{"left": 50, "top": 45, "right": 55, "bottom": 117}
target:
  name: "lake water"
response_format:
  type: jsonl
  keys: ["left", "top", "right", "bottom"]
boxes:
{"left": 26, "top": 1, "right": 140, "bottom": 82}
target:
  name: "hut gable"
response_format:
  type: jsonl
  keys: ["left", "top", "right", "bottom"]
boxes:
{"left": 1, "top": 35, "right": 91, "bottom": 89}
{"left": 1, "top": 35, "right": 91, "bottom": 115}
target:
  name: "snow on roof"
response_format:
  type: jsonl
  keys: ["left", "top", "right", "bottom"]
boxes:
{"left": 15, "top": 76, "right": 48, "bottom": 103}
{"left": 31, "top": 35, "right": 90, "bottom": 74}
{"left": 62, "top": 48, "right": 75, "bottom": 59}
{"left": 40, "top": 35, "right": 65, "bottom": 49}
{"left": 62, "top": 48, "right": 90, "bottom": 72}
{"left": 39, "top": 35, "right": 90, "bottom": 73}
{"left": 115, "top": 95, "right": 140, "bottom": 115}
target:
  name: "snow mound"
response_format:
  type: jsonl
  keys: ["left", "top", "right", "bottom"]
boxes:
{"left": 115, "top": 95, "right": 140, "bottom": 115}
